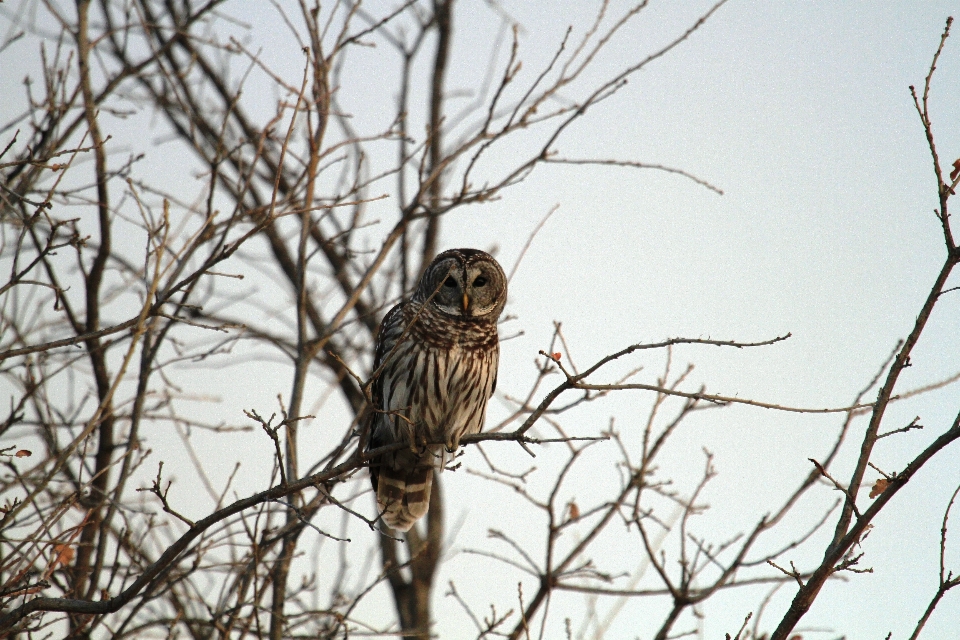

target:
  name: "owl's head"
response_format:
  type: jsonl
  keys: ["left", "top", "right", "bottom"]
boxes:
{"left": 417, "top": 248, "right": 507, "bottom": 320}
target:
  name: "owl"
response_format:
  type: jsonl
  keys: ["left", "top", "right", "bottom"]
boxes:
{"left": 367, "top": 248, "right": 507, "bottom": 531}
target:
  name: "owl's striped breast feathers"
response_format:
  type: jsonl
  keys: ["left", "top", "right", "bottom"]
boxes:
{"left": 368, "top": 300, "right": 500, "bottom": 531}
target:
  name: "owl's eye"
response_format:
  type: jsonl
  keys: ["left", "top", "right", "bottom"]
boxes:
{"left": 473, "top": 276, "right": 488, "bottom": 287}
{"left": 443, "top": 277, "right": 457, "bottom": 288}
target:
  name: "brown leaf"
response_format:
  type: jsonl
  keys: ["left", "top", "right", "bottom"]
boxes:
{"left": 51, "top": 542, "right": 74, "bottom": 569}
{"left": 951, "top": 158, "right": 960, "bottom": 182}
{"left": 869, "top": 478, "right": 889, "bottom": 499}
{"left": 15, "top": 449, "right": 32, "bottom": 458}
{"left": 567, "top": 501, "right": 580, "bottom": 520}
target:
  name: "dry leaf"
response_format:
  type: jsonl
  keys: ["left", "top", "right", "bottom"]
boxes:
{"left": 568, "top": 501, "right": 580, "bottom": 520}
{"left": 15, "top": 449, "right": 32, "bottom": 458}
{"left": 869, "top": 478, "right": 889, "bottom": 499}
{"left": 50, "top": 542, "right": 75, "bottom": 570}
{"left": 42, "top": 542, "right": 75, "bottom": 580}
{"left": 552, "top": 352, "right": 562, "bottom": 361}
{"left": 951, "top": 158, "right": 960, "bottom": 182}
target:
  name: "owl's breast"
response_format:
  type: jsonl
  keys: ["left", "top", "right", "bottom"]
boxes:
{"left": 388, "top": 302, "right": 499, "bottom": 444}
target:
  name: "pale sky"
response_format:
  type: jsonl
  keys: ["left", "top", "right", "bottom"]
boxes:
{"left": 432, "top": 3, "right": 960, "bottom": 637}
{"left": 2, "top": 1, "right": 959, "bottom": 638}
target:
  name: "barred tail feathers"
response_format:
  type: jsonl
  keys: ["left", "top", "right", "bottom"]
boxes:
{"left": 376, "top": 464, "right": 433, "bottom": 532}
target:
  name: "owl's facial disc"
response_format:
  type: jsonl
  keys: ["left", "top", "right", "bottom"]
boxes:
{"left": 420, "top": 250, "right": 507, "bottom": 320}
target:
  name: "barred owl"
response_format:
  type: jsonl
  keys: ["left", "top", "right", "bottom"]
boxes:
{"left": 368, "top": 248, "right": 507, "bottom": 531}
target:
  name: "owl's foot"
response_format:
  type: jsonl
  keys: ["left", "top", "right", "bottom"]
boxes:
{"left": 444, "top": 435, "right": 461, "bottom": 453}
{"left": 412, "top": 435, "right": 429, "bottom": 456}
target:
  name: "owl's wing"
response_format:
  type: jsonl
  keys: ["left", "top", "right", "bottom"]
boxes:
{"left": 371, "top": 302, "right": 406, "bottom": 409}
{"left": 367, "top": 302, "right": 406, "bottom": 492}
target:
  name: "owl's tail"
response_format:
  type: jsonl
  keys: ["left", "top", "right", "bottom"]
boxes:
{"left": 375, "top": 464, "right": 433, "bottom": 532}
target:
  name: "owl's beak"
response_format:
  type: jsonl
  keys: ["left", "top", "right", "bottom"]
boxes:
{"left": 462, "top": 293, "right": 470, "bottom": 312}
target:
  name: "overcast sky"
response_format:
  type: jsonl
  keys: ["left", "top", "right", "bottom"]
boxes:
{"left": 433, "top": 2, "right": 960, "bottom": 637}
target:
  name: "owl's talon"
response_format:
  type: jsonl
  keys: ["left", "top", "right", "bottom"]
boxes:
{"left": 445, "top": 435, "right": 461, "bottom": 453}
